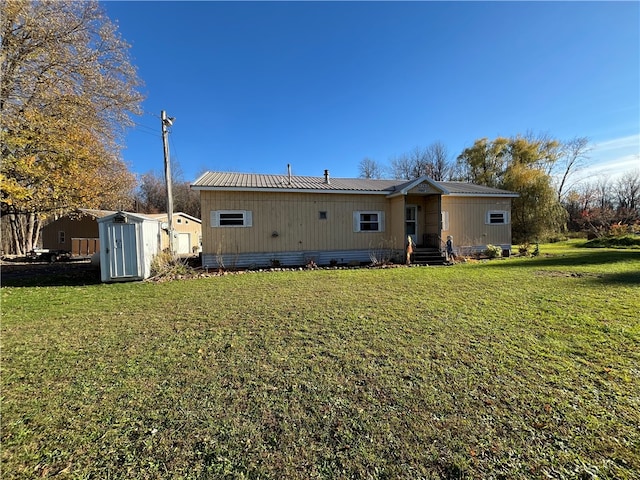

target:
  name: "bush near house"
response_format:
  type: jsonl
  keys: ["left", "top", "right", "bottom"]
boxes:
{"left": 483, "top": 244, "right": 503, "bottom": 258}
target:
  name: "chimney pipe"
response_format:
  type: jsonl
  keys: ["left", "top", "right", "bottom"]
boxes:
{"left": 324, "top": 169, "right": 330, "bottom": 185}
{"left": 287, "top": 164, "right": 292, "bottom": 185}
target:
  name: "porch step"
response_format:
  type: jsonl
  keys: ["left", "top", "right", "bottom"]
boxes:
{"left": 411, "top": 248, "right": 447, "bottom": 266}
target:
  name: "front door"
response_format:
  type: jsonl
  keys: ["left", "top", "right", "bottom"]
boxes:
{"left": 405, "top": 205, "right": 418, "bottom": 246}
{"left": 107, "top": 223, "right": 138, "bottom": 278}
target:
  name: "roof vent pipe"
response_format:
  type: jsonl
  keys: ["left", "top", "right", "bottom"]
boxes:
{"left": 287, "top": 164, "right": 292, "bottom": 185}
{"left": 324, "top": 169, "right": 330, "bottom": 185}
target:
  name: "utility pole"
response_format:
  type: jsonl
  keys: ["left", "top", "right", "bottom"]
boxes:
{"left": 161, "top": 110, "right": 175, "bottom": 255}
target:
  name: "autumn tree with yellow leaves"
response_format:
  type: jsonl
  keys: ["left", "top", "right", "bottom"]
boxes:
{"left": 1, "top": 0, "right": 144, "bottom": 254}
{"left": 456, "top": 135, "right": 569, "bottom": 243}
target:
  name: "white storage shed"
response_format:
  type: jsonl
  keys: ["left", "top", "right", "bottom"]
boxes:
{"left": 97, "top": 211, "right": 161, "bottom": 282}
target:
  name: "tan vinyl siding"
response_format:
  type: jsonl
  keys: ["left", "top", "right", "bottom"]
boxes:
{"left": 201, "top": 191, "right": 396, "bottom": 255}
{"left": 389, "top": 196, "right": 405, "bottom": 250}
{"left": 441, "top": 196, "right": 512, "bottom": 247}
{"left": 158, "top": 214, "right": 202, "bottom": 253}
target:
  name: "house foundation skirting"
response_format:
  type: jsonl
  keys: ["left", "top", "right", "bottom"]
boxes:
{"left": 202, "top": 248, "right": 404, "bottom": 270}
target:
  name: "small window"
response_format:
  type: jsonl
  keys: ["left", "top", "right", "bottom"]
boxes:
{"left": 486, "top": 210, "right": 509, "bottom": 225}
{"left": 58, "top": 231, "right": 65, "bottom": 244}
{"left": 211, "top": 210, "right": 253, "bottom": 227}
{"left": 319, "top": 211, "right": 327, "bottom": 220}
{"left": 177, "top": 218, "right": 182, "bottom": 224}
{"left": 354, "top": 211, "right": 385, "bottom": 232}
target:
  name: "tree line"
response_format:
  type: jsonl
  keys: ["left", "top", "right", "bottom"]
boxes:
{"left": 358, "top": 137, "right": 639, "bottom": 244}
{"left": 1, "top": 1, "right": 637, "bottom": 255}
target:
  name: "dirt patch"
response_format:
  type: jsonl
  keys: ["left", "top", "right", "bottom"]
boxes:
{"left": 534, "top": 270, "right": 603, "bottom": 279}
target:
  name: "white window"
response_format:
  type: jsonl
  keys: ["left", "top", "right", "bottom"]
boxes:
{"left": 486, "top": 210, "right": 509, "bottom": 225}
{"left": 441, "top": 211, "right": 449, "bottom": 231}
{"left": 211, "top": 210, "right": 253, "bottom": 227}
{"left": 58, "top": 231, "right": 65, "bottom": 244}
{"left": 353, "top": 211, "right": 385, "bottom": 232}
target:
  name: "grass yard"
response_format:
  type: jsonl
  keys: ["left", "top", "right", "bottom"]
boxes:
{"left": 2, "top": 242, "right": 639, "bottom": 479}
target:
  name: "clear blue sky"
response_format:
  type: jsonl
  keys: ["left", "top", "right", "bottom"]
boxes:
{"left": 102, "top": 1, "right": 639, "bottom": 183}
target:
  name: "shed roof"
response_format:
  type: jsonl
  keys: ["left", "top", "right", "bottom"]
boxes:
{"left": 96, "top": 211, "right": 158, "bottom": 224}
{"left": 77, "top": 208, "right": 118, "bottom": 218}
{"left": 191, "top": 171, "right": 518, "bottom": 197}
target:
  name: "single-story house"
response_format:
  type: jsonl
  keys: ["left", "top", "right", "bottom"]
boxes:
{"left": 41, "top": 209, "right": 202, "bottom": 256}
{"left": 191, "top": 170, "right": 518, "bottom": 269}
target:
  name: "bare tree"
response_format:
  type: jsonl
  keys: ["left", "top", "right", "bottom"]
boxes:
{"left": 136, "top": 170, "right": 201, "bottom": 219}
{"left": 358, "top": 157, "right": 383, "bottom": 179}
{"left": 390, "top": 154, "right": 414, "bottom": 180}
{"left": 615, "top": 169, "right": 640, "bottom": 211}
{"left": 424, "top": 141, "right": 453, "bottom": 181}
{"left": 595, "top": 176, "right": 614, "bottom": 210}
{"left": 390, "top": 143, "right": 453, "bottom": 180}
{"left": 555, "top": 137, "right": 591, "bottom": 200}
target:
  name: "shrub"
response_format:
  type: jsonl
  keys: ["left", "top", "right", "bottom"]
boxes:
{"left": 518, "top": 243, "right": 530, "bottom": 256}
{"left": 369, "top": 238, "right": 395, "bottom": 266}
{"left": 609, "top": 223, "right": 630, "bottom": 237}
{"left": 484, "top": 244, "right": 502, "bottom": 259}
{"left": 150, "top": 251, "right": 193, "bottom": 279}
{"left": 583, "top": 235, "right": 640, "bottom": 248}
{"left": 544, "top": 234, "right": 568, "bottom": 243}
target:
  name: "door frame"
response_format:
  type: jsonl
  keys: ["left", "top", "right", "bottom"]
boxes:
{"left": 107, "top": 222, "right": 139, "bottom": 279}
{"left": 405, "top": 204, "right": 418, "bottom": 246}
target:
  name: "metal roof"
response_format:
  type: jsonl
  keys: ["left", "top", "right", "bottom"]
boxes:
{"left": 77, "top": 208, "right": 118, "bottom": 218}
{"left": 191, "top": 172, "right": 518, "bottom": 197}
{"left": 438, "top": 181, "right": 519, "bottom": 196}
{"left": 192, "top": 171, "right": 400, "bottom": 193}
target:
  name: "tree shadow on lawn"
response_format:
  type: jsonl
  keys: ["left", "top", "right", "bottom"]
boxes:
{"left": 592, "top": 270, "right": 640, "bottom": 286}
{"left": 0, "top": 261, "right": 102, "bottom": 288}
{"left": 492, "top": 250, "right": 640, "bottom": 286}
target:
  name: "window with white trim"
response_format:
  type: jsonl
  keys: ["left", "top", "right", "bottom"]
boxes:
{"left": 486, "top": 210, "right": 509, "bottom": 225}
{"left": 211, "top": 210, "right": 253, "bottom": 227}
{"left": 354, "top": 211, "right": 385, "bottom": 232}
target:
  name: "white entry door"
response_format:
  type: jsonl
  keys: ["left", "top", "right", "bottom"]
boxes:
{"left": 176, "top": 233, "right": 191, "bottom": 254}
{"left": 107, "top": 223, "right": 138, "bottom": 278}
{"left": 405, "top": 205, "right": 418, "bottom": 245}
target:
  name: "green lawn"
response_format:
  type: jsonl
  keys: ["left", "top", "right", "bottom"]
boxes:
{"left": 2, "top": 242, "right": 639, "bottom": 479}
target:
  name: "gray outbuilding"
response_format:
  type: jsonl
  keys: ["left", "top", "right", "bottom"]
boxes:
{"left": 97, "top": 211, "right": 161, "bottom": 282}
